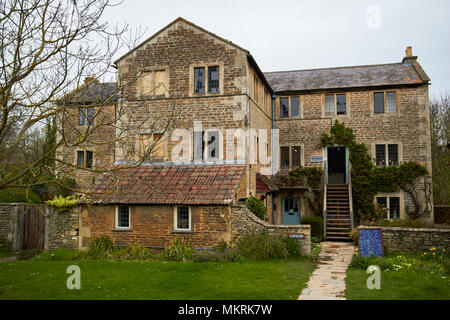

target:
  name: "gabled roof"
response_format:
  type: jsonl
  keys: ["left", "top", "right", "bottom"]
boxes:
{"left": 57, "top": 81, "right": 117, "bottom": 105}
{"left": 264, "top": 61, "right": 429, "bottom": 93}
{"left": 114, "top": 17, "right": 250, "bottom": 64}
{"left": 88, "top": 164, "right": 246, "bottom": 205}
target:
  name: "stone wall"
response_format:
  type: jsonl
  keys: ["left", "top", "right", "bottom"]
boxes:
{"left": 435, "top": 205, "right": 450, "bottom": 224}
{"left": 231, "top": 205, "right": 311, "bottom": 256}
{"left": 0, "top": 203, "right": 79, "bottom": 251}
{"left": 359, "top": 226, "right": 450, "bottom": 252}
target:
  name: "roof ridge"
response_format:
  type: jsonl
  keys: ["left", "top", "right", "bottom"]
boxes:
{"left": 264, "top": 62, "right": 404, "bottom": 74}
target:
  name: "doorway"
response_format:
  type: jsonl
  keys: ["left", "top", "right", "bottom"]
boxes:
{"left": 327, "top": 146, "right": 347, "bottom": 184}
{"left": 282, "top": 197, "right": 301, "bottom": 225}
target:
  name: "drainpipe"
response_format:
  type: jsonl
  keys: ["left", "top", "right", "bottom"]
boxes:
{"left": 271, "top": 94, "right": 277, "bottom": 224}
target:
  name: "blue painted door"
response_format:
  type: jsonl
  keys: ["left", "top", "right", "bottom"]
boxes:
{"left": 282, "top": 198, "right": 301, "bottom": 225}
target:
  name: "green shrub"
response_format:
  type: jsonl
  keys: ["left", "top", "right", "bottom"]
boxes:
{"left": 192, "top": 250, "right": 221, "bottom": 263}
{"left": 236, "top": 233, "right": 289, "bottom": 260}
{"left": 117, "top": 243, "right": 156, "bottom": 261}
{"left": 246, "top": 196, "right": 267, "bottom": 220}
{"left": 349, "top": 254, "right": 393, "bottom": 271}
{"left": 349, "top": 229, "right": 359, "bottom": 244}
{"left": 0, "top": 241, "right": 14, "bottom": 258}
{"left": 45, "top": 195, "right": 79, "bottom": 212}
{"left": 18, "top": 249, "right": 42, "bottom": 260}
{"left": 82, "top": 235, "right": 118, "bottom": 260}
{"left": 311, "top": 242, "right": 321, "bottom": 262}
{"left": 280, "top": 237, "right": 301, "bottom": 257}
{"left": 302, "top": 216, "right": 323, "bottom": 241}
{"left": 161, "top": 238, "right": 193, "bottom": 261}
{"left": 0, "top": 188, "right": 41, "bottom": 203}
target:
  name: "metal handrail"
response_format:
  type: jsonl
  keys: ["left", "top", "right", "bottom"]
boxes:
{"left": 323, "top": 169, "right": 327, "bottom": 240}
{"left": 348, "top": 162, "right": 354, "bottom": 230}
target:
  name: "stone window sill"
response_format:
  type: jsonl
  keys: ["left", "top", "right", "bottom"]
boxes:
{"left": 172, "top": 230, "right": 193, "bottom": 234}
{"left": 112, "top": 228, "right": 133, "bottom": 232}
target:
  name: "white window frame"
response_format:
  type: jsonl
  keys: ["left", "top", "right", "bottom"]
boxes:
{"left": 173, "top": 206, "right": 192, "bottom": 231}
{"left": 115, "top": 205, "right": 131, "bottom": 229}
{"left": 375, "top": 194, "right": 403, "bottom": 220}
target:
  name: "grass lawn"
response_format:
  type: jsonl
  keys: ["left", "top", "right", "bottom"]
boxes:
{"left": 346, "top": 268, "right": 450, "bottom": 300}
{"left": 0, "top": 257, "right": 315, "bottom": 300}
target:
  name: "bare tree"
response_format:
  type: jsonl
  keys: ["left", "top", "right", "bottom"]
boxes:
{"left": 430, "top": 92, "right": 450, "bottom": 205}
{"left": 0, "top": 0, "right": 176, "bottom": 200}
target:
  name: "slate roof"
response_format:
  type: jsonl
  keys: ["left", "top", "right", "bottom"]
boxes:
{"left": 59, "top": 82, "right": 117, "bottom": 105}
{"left": 88, "top": 164, "right": 246, "bottom": 205}
{"left": 264, "top": 62, "right": 429, "bottom": 92}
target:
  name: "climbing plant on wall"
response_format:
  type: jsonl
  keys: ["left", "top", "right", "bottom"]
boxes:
{"left": 321, "top": 120, "right": 428, "bottom": 223}
{"left": 289, "top": 166, "right": 323, "bottom": 216}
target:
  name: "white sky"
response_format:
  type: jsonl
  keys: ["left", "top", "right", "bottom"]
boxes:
{"left": 103, "top": 0, "right": 450, "bottom": 98}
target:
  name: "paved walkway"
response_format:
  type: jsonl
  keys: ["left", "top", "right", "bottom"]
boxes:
{"left": 298, "top": 242, "right": 355, "bottom": 300}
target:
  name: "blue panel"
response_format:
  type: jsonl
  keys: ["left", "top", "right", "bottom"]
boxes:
{"left": 358, "top": 228, "right": 383, "bottom": 257}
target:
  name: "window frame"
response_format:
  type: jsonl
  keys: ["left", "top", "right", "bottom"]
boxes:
{"left": 138, "top": 68, "right": 169, "bottom": 97}
{"left": 173, "top": 206, "right": 192, "bottom": 232}
{"left": 279, "top": 96, "right": 301, "bottom": 118}
{"left": 191, "top": 64, "right": 223, "bottom": 96}
{"left": 373, "top": 90, "right": 398, "bottom": 114}
{"left": 280, "top": 145, "right": 302, "bottom": 169}
{"left": 375, "top": 196, "right": 401, "bottom": 220}
{"left": 374, "top": 143, "right": 399, "bottom": 167}
{"left": 115, "top": 205, "right": 131, "bottom": 229}
{"left": 78, "top": 106, "right": 94, "bottom": 126}
{"left": 325, "top": 93, "right": 347, "bottom": 115}
{"left": 76, "top": 150, "right": 94, "bottom": 168}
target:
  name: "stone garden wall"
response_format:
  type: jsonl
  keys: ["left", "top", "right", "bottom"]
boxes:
{"left": 360, "top": 225, "right": 450, "bottom": 252}
{"left": 231, "top": 205, "right": 311, "bottom": 256}
{"left": 0, "top": 203, "right": 79, "bottom": 251}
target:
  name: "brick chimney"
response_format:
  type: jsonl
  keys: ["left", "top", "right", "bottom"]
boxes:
{"left": 402, "top": 46, "right": 417, "bottom": 64}
{"left": 84, "top": 74, "right": 99, "bottom": 84}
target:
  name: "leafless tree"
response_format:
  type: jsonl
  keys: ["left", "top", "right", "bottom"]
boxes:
{"left": 0, "top": 0, "right": 176, "bottom": 199}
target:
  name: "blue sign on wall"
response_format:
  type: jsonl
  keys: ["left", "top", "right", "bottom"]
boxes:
{"left": 310, "top": 155, "right": 324, "bottom": 163}
{"left": 358, "top": 228, "right": 384, "bottom": 257}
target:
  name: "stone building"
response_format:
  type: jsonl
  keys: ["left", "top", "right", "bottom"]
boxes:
{"left": 57, "top": 17, "right": 432, "bottom": 244}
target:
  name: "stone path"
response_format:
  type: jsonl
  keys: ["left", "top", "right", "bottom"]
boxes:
{"left": 298, "top": 242, "right": 355, "bottom": 300}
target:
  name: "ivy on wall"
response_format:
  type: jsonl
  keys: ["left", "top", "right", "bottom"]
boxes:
{"left": 320, "top": 120, "right": 428, "bottom": 223}
{"left": 289, "top": 166, "right": 323, "bottom": 216}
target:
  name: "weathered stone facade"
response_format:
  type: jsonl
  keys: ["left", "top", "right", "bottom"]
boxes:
{"left": 359, "top": 226, "right": 450, "bottom": 252}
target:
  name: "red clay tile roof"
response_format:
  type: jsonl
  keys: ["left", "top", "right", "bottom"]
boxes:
{"left": 256, "top": 174, "right": 271, "bottom": 193}
{"left": 88, "top": 164, "right": 246, "bottom": 205}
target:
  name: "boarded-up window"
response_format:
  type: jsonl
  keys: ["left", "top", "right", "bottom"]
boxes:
{"left": 375, "top": 144, "right": 386, "bottom": 167}
{"left": 291, "top": 146, "right": 301, "bottom": 168}
{"left": 386, "top": 91, "right": 397, "bottom": 113}
{"left": 280, "top": 147, "right": 289, "bottom": 167}
{"left": 336, "top": 94, "right": 346, "bottom": 114}
{"left": 152, "top": 133, "right": 164, "bottom": 159}
{"left": 325, "top": 95, "right": 335, "bottom": 115}
{"left": 194, "top": 67, "right": 205, "bottom": 94}
{"left": 139, "top": 134, "right": 151, "bottom": 159}
{"left": 388, "top": 144, "right": 398, "bottom": 166}
{"left": 291, "top": 97, "right": 300, "bottom": 117}
{"left": 280, "top": 98, "right": 289, "bottom": 118}
{"left": 154, "top": 70, "right": 167, "bottom": 96}
{"left": 374, "top": 92, "right": 385, "bottom": 113}
{"left": 139, "top": 72, "right": 154, "bottom": 95}
{"left": 208, "top": 66, "right": 219, "bottom": 93}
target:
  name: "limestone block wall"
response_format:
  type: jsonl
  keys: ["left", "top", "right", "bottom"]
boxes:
{"left": 231, "top": 205, "right": 311, "bottom": 256}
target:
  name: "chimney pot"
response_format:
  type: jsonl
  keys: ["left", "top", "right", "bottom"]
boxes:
{"left": 84, "top": 74, "right": 98, "bottom": 84}
{"left": 405, "top": 46, "right": 413, "bottom": 57}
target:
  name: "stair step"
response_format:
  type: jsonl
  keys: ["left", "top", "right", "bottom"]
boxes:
{"left": 327, "top": 227, "right": 351, "bottom": 230}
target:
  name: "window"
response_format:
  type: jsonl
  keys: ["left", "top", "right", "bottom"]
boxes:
{"left": 194, "top": 67, "right": 205, "bottom": 94}
{"left": 116, "top": 205, "right": 130, "bottom": 229}
{"left": 78, "top": 107, "right": 94, "bottom": 125}
{"left": 336, "top": 94, "right": 346, "bottom": 115}
{"left": 194, "top": 131, "right": 219, "bottom": 161}
{"left": 375, "top": 144, "right": 399, "bottom": 167}
{"left": 280, "top": 147, "right": 290, "bottom": 167}
{"left": 76, "top": 150, "right": 93, "bottom": 168}
{"left": 376, "top": 196, "right": 400, "bottom": 220}
{"left": 375, "top": 144, "right": 386, "bottom": 167}
{"left": 291, "top": 97, "right": 300, "bottom": 117}
{"left": 325, "top": 94, "right": 346, "bottom": 115}
{"left": 175, "top": 206, "right": 191, "bottom": 231}
{"left": 139, "top": 133, "right": 164, "bottom": 160}
{"left": 280, "top": 96, "right": 300, "bottom": 118}
{"left": 139, "top": 70, "right": 167, "bottom": 96}
{"left": 208, "top": 66, "right": 219, "bottom": 93}
{"left": 280, "top": 146, "right": 301, "bottom": 168}
{"left": 374, "top": 91, "right": 397, "bottom": 114}
{"left": 291, "top": 146, "right": 301, "bottom": 168}
{"left": 280, "top": 97, "right": 289, "bottom": 118}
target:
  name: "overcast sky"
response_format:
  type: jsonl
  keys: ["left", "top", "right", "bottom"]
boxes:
{"left": 103, "top": 0, "right": 450, "bottom": 98}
